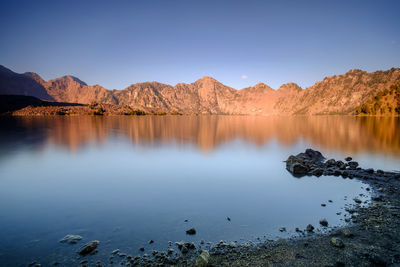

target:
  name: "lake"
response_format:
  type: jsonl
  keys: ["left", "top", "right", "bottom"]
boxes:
{"left": 0, "top": 115, "right": 399, "bottom": 266}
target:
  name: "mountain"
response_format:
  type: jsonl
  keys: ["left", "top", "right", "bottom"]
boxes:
{"left": 1, "top": 65, "right": 399, "bottom": 115}
{"left": 0, "top": 65, "right": 53, "bottom": 100}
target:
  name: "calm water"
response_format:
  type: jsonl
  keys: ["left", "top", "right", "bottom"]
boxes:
{"left": 0, "top": 116, "right": 399, "bottom": 266}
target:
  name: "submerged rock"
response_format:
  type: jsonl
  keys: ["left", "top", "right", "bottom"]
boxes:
{"left": 59, "top": 234, "right": 83, "bottom": 244}
{"left": 79, "top": 240, "right": 99, "bottom": 256}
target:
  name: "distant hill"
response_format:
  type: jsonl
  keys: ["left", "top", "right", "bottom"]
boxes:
{"left": 1, "top": 65, "right": 399, "bottom": 115}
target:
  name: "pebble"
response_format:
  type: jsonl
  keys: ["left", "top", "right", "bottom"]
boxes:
{"left": 330, "top": 237, "right": 344, "bottom": 248}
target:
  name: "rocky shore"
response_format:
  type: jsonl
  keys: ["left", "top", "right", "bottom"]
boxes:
{"left": 30, "top": 149, "right": 400, "bottom": 266}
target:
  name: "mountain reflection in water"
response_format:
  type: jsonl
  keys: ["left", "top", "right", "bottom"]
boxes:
{"left": 1, "top": 115, "right": 399, "bottom": 156}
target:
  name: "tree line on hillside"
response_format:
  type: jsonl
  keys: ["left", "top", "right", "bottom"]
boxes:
{"left": 355, "top": 84, "right": 400, "bottom": 116}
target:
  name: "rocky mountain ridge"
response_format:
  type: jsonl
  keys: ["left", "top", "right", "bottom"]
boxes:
{"left": 1, "top": 65, "right": 399, "bottom": 115}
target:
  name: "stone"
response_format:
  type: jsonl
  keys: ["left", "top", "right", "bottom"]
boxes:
{"left": 288, "top": 162, "right": 309, "bottom": 176}
{"left": 336, "top": 160, "right": 346, "bottom": 170}
{"left": 226, "top": 217, "right": 231, "bottom": 221}
{"left": 59, "top": 234, "right": 83, "bottom": 244}
{"left": 181, "top": 246, "right": 188, "bottom": 254}
{"left": 321, "top": 203, "right": 326, "bottom": 207}
{"left": 186, "top": 228, "right": 196, "bottom": 235}
{"left": 377, "top": 169, "right": 384, "bottom": 174}
{"left": 354, "top": 198, "right": 362, "bottom": 204}
{"left": 311, "top": 168, "right": 323, "bottom": 176}
{"left": 148, "top": 240, "right": 154, "bottom": 244}
{"left": 279, "top": 227, "right": 286, "bottom": 232}
{"left": 366, "top": 168, "right": 374, "bottom": 174}
{"left": 195, "top": 250, "right": 210, "bottom": 267}
{"left": 111, "top": 249, "right": 119, "bottom": 254}
{"left": 340, "top": 229, "right": 353, "bottom": 237}
{"left": 319, "top": 219, "right": 328, "bottom": 227}
{"left": 347, "top": 161, "right": 359, "bottom": 169}
{"left": 79, "top": 240, "right": 100, "bottom": 256}
{"left": 330, "top": 237, "right": 344, "bottom": 248}
{"left": 345, "top": 157, "right": 352, "bottom": 162}
{"left": 139, "top": 247, "right": 144, "bottom": 251}
{"left": 167, "top": 248, "right": 174, "bottom": 254}
{"left": 306, "top": 224, "right": 314, "bottom": 232}
{"left": 326, "top": 159, "right": 336, "bottom": 166}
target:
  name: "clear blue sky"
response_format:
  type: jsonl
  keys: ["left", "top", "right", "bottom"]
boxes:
{"left": 1, "top": 0, "right": 399, "bottom": 90}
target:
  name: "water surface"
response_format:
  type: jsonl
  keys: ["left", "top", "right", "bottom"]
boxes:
{"left": 0, "top": 116, "right": 399, "bottom": 266}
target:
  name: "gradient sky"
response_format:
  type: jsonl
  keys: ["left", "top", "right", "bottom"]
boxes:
{"left": 1, "top": 0, "right": 399, "bottom": 90}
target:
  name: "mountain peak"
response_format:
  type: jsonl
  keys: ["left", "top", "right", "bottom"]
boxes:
{"left": 195, "top": 76, "right": 219, "bottom": 83}
{"left": 24, "top": 72, "right": 46, "bottom": 85}
{"left": 54, "top": 75, "right": 88, "bottom": 86}
{"left": 278, "top": 82, "right": 302, "bottom": 92}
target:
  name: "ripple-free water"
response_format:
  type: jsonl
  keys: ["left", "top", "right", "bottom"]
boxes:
{"left": 0, "top": 116, "right": 399, "bottom": 266}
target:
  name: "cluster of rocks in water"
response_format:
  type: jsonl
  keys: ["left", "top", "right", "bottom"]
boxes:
{"left": 30, "top": 149, "right": 400, "bottom": 266}
{"left": 285, "top": 149, "right": 399, "bottom": 181}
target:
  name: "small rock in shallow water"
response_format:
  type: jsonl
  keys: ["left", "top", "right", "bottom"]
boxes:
{"left": 330, "top": 237, "right": 344, "bottom": 248}
{"left": 111, "top": 249, "right": 119, "bottom": 254}
{"left": 59, "top": 234, "right": 83, "bottom": 244}
{"left": 354, "top": 198, "right": 362, "bottom": 204}
{"left": 306, "top": 224, "right": 314, "bottom": 232}
{"left": 279, "top": 227, "right": 286, "bottom": 232}
{"left": 319, "top": 219, "right": 328, "bottom": 227}
{"left": 148, "top": 240, "right": 154, "bottom": 244}
{"left": 321, "top": 203, "right": 326, "bottom": 207}
{"left": 345, "top": 157, "right": 352, "bottom": 162}
{"left": 186, "top": 228, "right": 196, "bottom": 235}
{"left": 226, "top": 217, "right": 231, "bottom": 221}
{"left": 139, "top": 247, "right": 144, "bottom": 251}
{"left": 79, "top": 240, "right": 100, "bottom": 256}
{"left": 195, "top": 250, "right": 210, "bottom": 267}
